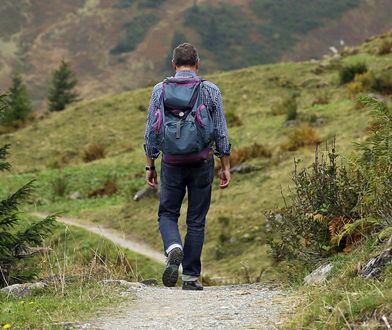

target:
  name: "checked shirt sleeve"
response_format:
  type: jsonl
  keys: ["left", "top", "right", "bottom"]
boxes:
{"left": 211, "top": 90, "right": 231, "bottom": 158}
{"left": 143, "top": 86, "right": 161, "bottom": 159}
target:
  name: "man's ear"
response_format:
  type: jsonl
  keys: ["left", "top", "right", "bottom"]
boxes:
{"left": 171, "top": 61, "right": 176, "bottom": 71}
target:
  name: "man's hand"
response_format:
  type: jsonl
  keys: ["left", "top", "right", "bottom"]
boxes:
{"left": 219, "top": 169, "right": 231, "bottom": 189}
{"left": 219, "top": 155, "right": 231, "bottom": 189}
{"left": 146, "top": 169, "right": 158, "bottom": 188}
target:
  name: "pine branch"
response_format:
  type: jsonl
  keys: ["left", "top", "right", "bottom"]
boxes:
{"left": 0, "top": 214, "right": 18, "bottom": 229}
{"left": 0, "top": 144, "right": 11, "bottom": 172}
{"left": 0, "top": 180, "right": 35, "bottom": 216}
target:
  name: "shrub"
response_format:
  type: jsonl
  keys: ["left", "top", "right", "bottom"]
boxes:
{"left": 339, "top": 62, "right": 368, "bottom": 85}
{"left": 280, "top": 124, "right": 321, "bottom": 151}
{"left": 50, "top": 175, "right": 69, "bottom": 199}
{"left": 371, "top": 72, "right": 392, "bottom": 95}
{"left": 266, "top": 143, "right": 366, "bottom": 262}
{"left": 225, "top": 111, "right": 242, "bottom": 127}
{"left": 88, "top": 178, "right": 118, "bottom": 198}
{"left": 215, "top": 143, "right": 272, "bottom": 172}
{"left": 271, "top": 95, "right": 298, "bottom": 120}
{"left": 346, "top": 71, "right": 375, "bottom": 95}
{"left": 376, "top": 39, "right": 392, "bottom": 55}
{"left": 311, "top": 91, "right": 330, "bottom": 106}
{"left": 81, "top": 143, "right": 106, "bottom": 162}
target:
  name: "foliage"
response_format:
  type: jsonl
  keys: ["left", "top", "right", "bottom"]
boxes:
{"left": 229, "top": 143, "right": 272, "bottom": 167}
{"left": 81, "top": 143, "right": 106, "bottom": 162}
{"left": 268, "top": 97, "right": 392, "bottom": 264}
{"left": 110, "top": 14, "right": 157, "bottom": 54}
{"left": 339, "top": 62, "right": 368, "bottom": 85}
{"left": 113, "top": 0, "right": 164, "bottom": 9}
{"left": 48, "top": 60, "right": 79, "bottom": 112}
{"left": 271, "top": 95, "right": 298, "bottom": 120}
{"left": 377, "top": 39, "right": 392, "bottom": 55}
{"left": 0, "top": 127, "right": 56, "bottom": 287}
{"left": 1, "top": 74, "right": 32, "bottom": 128}
{"left": 50, "top": 175, "right": 69, "bottom": 199}
{"left": 266, "top": 143, "right": 365, "bottom": 262}
{"left": 281, "top": 124, "right": 320, "bottom": 151}
{"left": 372, "top": 71, "right": 392, "bottom": 95}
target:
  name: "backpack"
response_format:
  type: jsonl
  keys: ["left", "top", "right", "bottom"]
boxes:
{"left": 149, "top": 76, "right": 214, "bottom": 163}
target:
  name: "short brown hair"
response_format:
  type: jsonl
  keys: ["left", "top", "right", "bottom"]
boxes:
{"left": 172, "top": 43, "right": 199, "bottom": 67}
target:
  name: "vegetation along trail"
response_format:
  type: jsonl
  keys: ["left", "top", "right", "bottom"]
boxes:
{"left": 32, "top": 212, "right": 291, "bottom": 329}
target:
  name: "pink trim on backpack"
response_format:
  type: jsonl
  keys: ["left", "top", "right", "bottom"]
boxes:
{"left": 195, "top": 104, "right": 206, "bottom": 128}
{"left": 153, "top": 108, "right": 163, "bottom": 133}
{"left": 163, "top": 147, "right": 212, "bottom": 165}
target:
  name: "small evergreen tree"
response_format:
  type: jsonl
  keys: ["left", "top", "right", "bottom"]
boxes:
{"left": 48, "top": 60, "right": 79, "bottom": 112}
{"left": 0, "top": 91, "right": 57, "bottom": 287}
{"left": 2, "top": 73, "right": 33, "bottom": 127}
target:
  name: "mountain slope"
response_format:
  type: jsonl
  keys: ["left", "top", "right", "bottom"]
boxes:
{"left": 0, "top": 28, "right": 391, "bottom": 281}
{"left": 0, "top": 0, "right": 391, "bottom": 108}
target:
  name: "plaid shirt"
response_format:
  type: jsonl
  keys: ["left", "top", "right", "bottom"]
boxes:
{"left": 144, "top": 70, "right": 231, "bottom": 159}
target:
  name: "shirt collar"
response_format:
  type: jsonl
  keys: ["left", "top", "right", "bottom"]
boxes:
{"left": 174, "top": 70, "right": 198, "bottom": 78}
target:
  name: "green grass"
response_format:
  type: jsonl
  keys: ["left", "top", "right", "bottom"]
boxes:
{"left": 0, "top": 214, "right": 162, "bottom": 329}
{"left": 289, "top": 238, "right": 392, "bottom": 329}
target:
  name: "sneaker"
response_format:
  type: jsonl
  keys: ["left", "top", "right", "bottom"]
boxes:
{"left": 182, "top": 280, "right": 203, "bottom": 291}
{"left": 162, "top": 247, "right": 184, "bottom": 287}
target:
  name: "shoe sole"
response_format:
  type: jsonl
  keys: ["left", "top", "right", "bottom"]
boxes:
{"left": 182, "top": 285, "right": 203, "bottom": 291}
{"left": 162, "top": 249, "right": 183, "bottom": 287}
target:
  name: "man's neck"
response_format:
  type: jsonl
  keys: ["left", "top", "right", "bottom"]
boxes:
{"left": 175, "top": 66, "right": 197, "bottom": 73}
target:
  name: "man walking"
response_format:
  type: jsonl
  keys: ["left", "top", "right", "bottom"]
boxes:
{"left": 144, "top": 43, "right": 231, "bottom": 290}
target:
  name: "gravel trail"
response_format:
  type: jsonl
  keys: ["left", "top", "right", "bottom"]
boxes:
{"left": 81, "top": 284, "right": 290, "bottom": 330}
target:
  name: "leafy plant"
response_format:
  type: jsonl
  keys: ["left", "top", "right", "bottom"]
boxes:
{"left": 280, "top": 124, "right": 320, "bottom": 151}
{"left": 339, "top": 62, "right": 368, "bottom": 85}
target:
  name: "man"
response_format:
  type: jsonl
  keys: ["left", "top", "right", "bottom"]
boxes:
{"left": 144, "top": 43, "right": 231, "bottom": 290}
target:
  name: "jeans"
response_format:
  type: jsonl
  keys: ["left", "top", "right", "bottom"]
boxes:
{"left": 158, "top": 158, "right": 214, "bottom": 278}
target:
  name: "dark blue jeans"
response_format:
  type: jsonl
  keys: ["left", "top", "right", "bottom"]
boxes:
{"left": 158, "top": 158, "right": 214, "bottom": 278}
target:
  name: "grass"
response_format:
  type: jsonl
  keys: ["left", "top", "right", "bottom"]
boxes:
{"left": 289, "top": 238, "right": 392, "bottom": 329}
{"left": 0, "top": 31, "right": 391, "bottom": 285}
{"left": 0, "top": 214, "right": 162, "bottom": 329}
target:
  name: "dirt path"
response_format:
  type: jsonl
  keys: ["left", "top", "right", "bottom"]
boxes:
{"left": 31, "top": 212, "right": 165, "bottom": 264}
{"left": 81, "top": 283, "right": 290, "bottom": 330}
{"left": 32, "top": 212, "right": 291, "bottom": 329}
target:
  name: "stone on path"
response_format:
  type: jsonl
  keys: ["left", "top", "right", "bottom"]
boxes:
{"left": 304, "top": 263, "right": 333, "bottom": 285}
{"left": 1, "top": 282, "right": 47, "bottom": 297}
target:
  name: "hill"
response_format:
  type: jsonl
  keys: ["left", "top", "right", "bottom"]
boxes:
{"left": 0, "top": 0, "right": 391, "bottom": 108}
{"left": 0, "top": 28, "right": 391, "bottom": 284}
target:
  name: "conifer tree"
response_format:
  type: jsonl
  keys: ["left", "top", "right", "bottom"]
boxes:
{"left": 48, "top": 60, "right": 79, "bottom": 112}
{"left": 0, "top": 91, "right": 57, "bottom": 287}
{"left": 2, "top": 74, "right": 32, "bottom": 127}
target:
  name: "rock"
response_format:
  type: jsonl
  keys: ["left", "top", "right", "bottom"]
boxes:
{"left": 304, "top": 263, "right": 333, "bottom": 285}
{"left": 284, "top": 120, "right": 298, "bottom": 128}
{"left": 141, "top": 278, "right": 159, "bottom": 286}
{"left": 358, "top": 248, "right": 392, "bottom": 279}
{"left": 133, "top": 185, "right": 159, "bottom": 201}
{"left": 1, "top": 282, "right": 47, "bottom": 297}
{"left": 230, "top": 164, "right": 261, "bottom": 174}
{"left": 69, "top": 191, "right": 82, "bottom": 200}
{"left": 98, "top": 279, "right": 145, "bottom": 289}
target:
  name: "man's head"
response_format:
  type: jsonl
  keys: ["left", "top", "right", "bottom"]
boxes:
{"left": 172, "top": 43, "right": 200, "bottom": 72}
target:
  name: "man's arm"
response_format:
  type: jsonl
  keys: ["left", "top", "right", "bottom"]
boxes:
{"left": 210, "top": 89, "right": 231, "bottom": 189}
{"left": 144, "top": 85, "right": 161, "bottom": 187}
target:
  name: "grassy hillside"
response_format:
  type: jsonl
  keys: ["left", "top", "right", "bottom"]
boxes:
{"left": 0, "top": 0, "right": 391, "bottom": 107}
{"left": 1, "top": 29, "right": 391, "bottom": 283}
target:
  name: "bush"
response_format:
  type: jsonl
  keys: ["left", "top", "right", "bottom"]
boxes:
{"left": 280, "top": 124, "right": 321, "bottom": 151}
{"left": 271, "top": 95, "right": 298, "bottom": 120}
{"left": 215, "top": 143, "right": 271, "bottom": 172}
{"left": 50, "top": 175, "right": 69, "bottom": 199}
{"left": 266, "top": 143, "right": 366, "bottom": 262}
{"left": 372, "top": 72, "right": 392, "bottom": 95}
{"left": 225, "top": 111, "right": 242, "bottom": 127}
{"left": 81, "top": 143, "right": 106, "bottom": 162}
{"left": 346, "top": 71, "right": 376, "bottom": 95}
{"left": 339, "top": 63, "right": 368, "bottom": 85}
{"left": 376, "top": 39, "right": 392, "bottom": 55}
